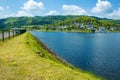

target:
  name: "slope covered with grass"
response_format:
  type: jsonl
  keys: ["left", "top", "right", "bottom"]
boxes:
{"left": 0, "top": 32, "right": 104, "bottom": 80}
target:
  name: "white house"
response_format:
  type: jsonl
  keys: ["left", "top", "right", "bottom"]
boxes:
{"left": 97, "top": 26, "right": 107, "bottom": 32}
{"left": 62, "top": 25, "right": 67, "bottom": 29}
{"left": 80, "top": 24, "right": 85, "bottom": 29}
{"left": 110, "top": 27, "right": 120, "bottom": 31}
{"left": 99, "top": 26, "right": 105, "bottom": 30}
{"left": 86, "top": 24, "right": 94, "bottom": 30}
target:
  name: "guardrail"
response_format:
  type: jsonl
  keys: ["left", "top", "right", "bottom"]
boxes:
{"left": 0, "top": 29, "right": 26, "bottom": 41}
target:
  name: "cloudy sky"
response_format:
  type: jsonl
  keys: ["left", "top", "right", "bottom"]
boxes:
{"left": 0, "top": 0, "right": 120, "bottom": 19}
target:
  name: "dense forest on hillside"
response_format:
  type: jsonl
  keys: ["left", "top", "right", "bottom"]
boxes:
{"left": 0, "top": 15, "right": 120, "bottom": 31}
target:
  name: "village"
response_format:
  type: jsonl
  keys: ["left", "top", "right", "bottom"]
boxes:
{"left": 45, "top": 22, "right": 120, "bottom": 32}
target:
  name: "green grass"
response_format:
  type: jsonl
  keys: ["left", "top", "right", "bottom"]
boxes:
{"left": 0, "top": 32, "right": 105, "bottom": 80}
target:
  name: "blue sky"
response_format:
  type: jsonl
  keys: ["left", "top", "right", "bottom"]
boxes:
{"left": 0, "top": 0, "right": 120, "bottom": 19}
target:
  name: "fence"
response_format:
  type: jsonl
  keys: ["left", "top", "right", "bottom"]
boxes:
{"left": 0, "top": 29, "right": 26, "bottom": 41}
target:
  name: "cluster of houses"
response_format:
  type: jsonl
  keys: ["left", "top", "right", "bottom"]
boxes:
{"left": 38, "top": 21, "right": 120, "bottom": 32}
{"left": 110, "top": 27, "right": 120, "bottom": 31}
{"left": 54, "top": 22, "right": 109, "bottom": 32}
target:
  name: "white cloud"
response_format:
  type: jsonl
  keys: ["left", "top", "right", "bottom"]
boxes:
{"left": 16, "top": 10, "right": 33, "bottom": 17}
{"left": 62, "top": 5, "right": 86, "bottom": 15}
{"left": 21, "top": 0, "right": 45, "bottom": 12}
{"left": 5, "top": 0, "right": 46, "bottom": 18}
{"left": 92, "top": 0, "right": 112, "bottom": 13}
{"left": 46, "top": 10, "right": 59, "bottom": 15}
{"left": 5, "top": 10, "right": 33, "bottom": 18}
{"left": 0, "top": 6, "right": 4, "bottom": 11}
{"left": 108, "top": 8, "right": 120, "bottom": 19}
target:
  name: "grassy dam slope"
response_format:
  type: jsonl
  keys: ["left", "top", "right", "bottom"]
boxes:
{"left": 0, "top": 32, "right": 104, "bottom": 80}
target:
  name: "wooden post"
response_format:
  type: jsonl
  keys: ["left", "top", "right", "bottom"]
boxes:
{"left": 2, "top": 30, "right": 4, "bottom": 41}
{"left": 13, "top": 30, "right": 14, "bottom": 37}
{"left": 8, "top": 31, "right": 10, "bottom": 39}
{"left": 14, "top": 30, "right": 17, "bottom": 36}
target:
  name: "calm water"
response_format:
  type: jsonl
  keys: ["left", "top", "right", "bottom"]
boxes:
{"left": 31, "top": 32, "right": 120, "bottom": 80}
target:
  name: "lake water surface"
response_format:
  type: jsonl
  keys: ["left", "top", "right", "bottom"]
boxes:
{"left": 31, "top": 32, "right": 120, "bottom": 80}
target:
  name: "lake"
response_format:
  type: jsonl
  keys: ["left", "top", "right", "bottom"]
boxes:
{"left": 31, "top": 31, "right": 120, "bottom": 80}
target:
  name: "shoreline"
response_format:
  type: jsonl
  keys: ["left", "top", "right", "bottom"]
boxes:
{"left": 0, "top": 32, "right": 104, "bottom": 80}
{"left": 0, "top": 32, "right": 105, "bottom": 80}
{"left": 30, "top": 32, "right": 106, "bottom": 80}
{"left": 30, "top": 32, "right": 105, "bottom": 80}
{"left": 31, "top": 30, "right": 120, "bottom": 33}
{"left": 30, "top": 33, "right": 74, "bottom": 68}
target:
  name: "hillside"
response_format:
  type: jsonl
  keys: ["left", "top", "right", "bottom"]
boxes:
{"left": 0, "top": 16, "right": 120, "bottom": 30}
{"left": 0, "top": 32, "right": 104, "bottom": 80}
{"left": 0, "top": 16, "right": 77, "bottom": 30}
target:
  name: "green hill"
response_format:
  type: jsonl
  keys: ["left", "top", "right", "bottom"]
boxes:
{"left": 0, "top": 16, "right": 75, "bottom": 30}
{"left": 0, "top": 16, "right": 120, "bottom": 30}
{"left": 0, "top": 32, "right": 104, "bottom": 80}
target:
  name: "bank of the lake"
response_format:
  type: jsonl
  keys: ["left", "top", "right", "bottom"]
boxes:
{"left": 31, "top": 31, "right": 120, "bottom": 80}
{"left": 0, "top": 32, "right": 104, "bottom": 80}
{"left": 32, "top": 29, "right": 92, "bottom": 33}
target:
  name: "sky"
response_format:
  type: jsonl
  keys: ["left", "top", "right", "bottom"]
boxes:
{"left": 0, "top": 0, "right": 120, "bottom": 19}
